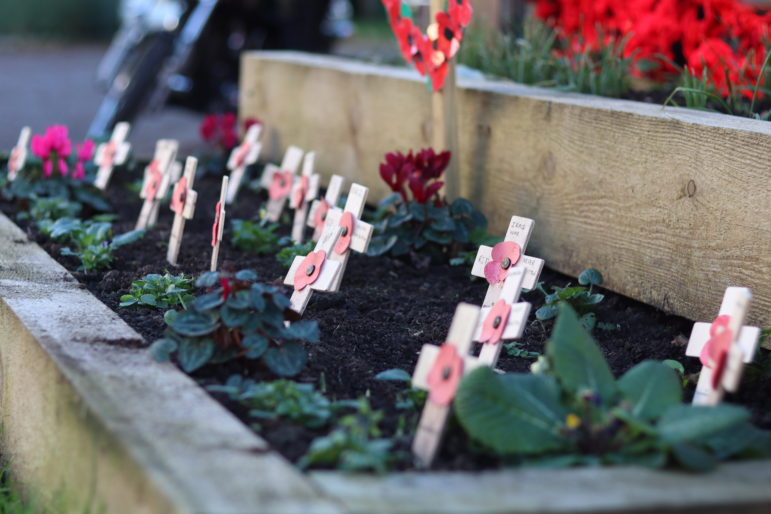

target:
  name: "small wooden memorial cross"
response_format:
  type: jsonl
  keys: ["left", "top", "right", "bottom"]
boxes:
{"left": 289, "top": 151, "right": 321, "bottom": 244}
{"left": 283, "top": 224, "right": 345, "bottom": 316}
{"left": 472, "top": 267, "right": 532, "bottom": 366}
{"left": 166, "top": 156, "right": 199, "bottom": 266}
{"left": 260, "top": 145, "right": 305, "bottom": 222}
{"left": 210, "top": 176, "right": 229, "bottom": 272}
{"left": 307, "top": 174, "right": 345, "bottom": 242}
{"left": 7, "top": 127, "right": 31, "bottom": 182}
{"left": 94, "top": 122, "right": 132, "bottom": 190}
{"left": 225, "top": 123, "right": 262, "bottom": 204}
{"left": 411, "top": 303, "right": 484, "bottom": 467}
{"left": 135, "top": 140, "right": 178, "bottom": 230}
{"left": 322, "top": 183, "right": 374, "bottom": 292}
{"left": 471, "top": 215, "right": 545, "bottom": 307}
{"left": 686, "top": 287, "right": 760, "bottom": 406}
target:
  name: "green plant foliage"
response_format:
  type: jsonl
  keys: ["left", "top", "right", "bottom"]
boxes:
{"left": 119, "top": 272, "right": 195, "bottom": 309}
{"left": 48, "top": 216, "right": 144, "bottom": 271}
{"left": 2, "top": 171, "right": 110, "bottom": 212}
{"left": 449, "top": 227, "right": 503, "bottom": 267}
{"left": 231, "top": 219, "right": 287, "bottom": 254}
{"left": 276, "top": 241, "right": 314, "bottom": 268}
{"left": 19, "top": 196, "right": 82, "bottom": 234}
{"left": 454, "top": 303, "right": 771, "bottom": 470}
{"left": 210, "top": 375, "right": 332, "bottom": 429}
{"left": 299, "top": 398, "right": 395, "bottom": 472}
{"left": 367, "top": 193, "right": 489, "bottom": 267}
{"left": 535, "top": 268, "right": 606, "bottom": 329}
{"left": 504, "top": 341, "right": 541, "bottom": 360}
{"left": 150, "top": 270, "right": 319, "bottom": 375}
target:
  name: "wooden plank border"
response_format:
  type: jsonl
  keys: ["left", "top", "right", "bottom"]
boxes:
{"left": 240, "top": 51, "right": 771, "bottom": 327}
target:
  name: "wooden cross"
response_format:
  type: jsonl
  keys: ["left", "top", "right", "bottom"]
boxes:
{"left": 225, "top": 123, "right": 262, "bottom": 204}
{"left": 7, "top": 126, "right": 31, "bottom": 182}
{"left": 471, "top": 215, "right": 545, "bottom": 307}
{"left": 210, "top": 176, "right": 229, "bottom": 272}
{"left": 411, "top": 302, "right": 484, "bottom": 467}
{"left": 260, "top": 145, "right": 305, "bottom": 222}
{"left": 283, "top": 223, "right": 345, "bottom": 316}
{"left": 307, "top": 174, "right": 345, "bottom": 242}
{"left": 166, "top": 156, "right": 199, "bottom": 266}
{"left": 289, "top": 151, "right": 321, "bottom": 244}
{"left": 94, "top": 122, "right": 132, "bottom": 190}
{"left": 472, "top": 267, "right": 532, "bottom": 366}
{"left": 135, "top": 140, "right": 178, "bottom": 230}
{"left": 686, "top": 287, "right": 761, "bottom": 406}
{"left": 322, "top": 183, "right": 374, "bottom": 292}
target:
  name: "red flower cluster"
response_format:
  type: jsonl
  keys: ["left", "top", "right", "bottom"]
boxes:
{"left": 382, "top": 0, "right": 473, "bottom": 91}
{"left": 200, "top": 113, "right": 262, "bottom": 151}
{"left": 379, "top": 148, "right": 450, "bottom": 204}
{"left": 30, "top": 125, "right": 94, "bottom": 180}
{"left": 532, "top": 0, "right": 770, "bottom": 97}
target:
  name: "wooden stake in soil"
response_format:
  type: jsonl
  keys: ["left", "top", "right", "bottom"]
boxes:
{"left": 686, "top": 287, "right": 760, "bottom": 406}
{"left": 283, "top": 223, "right": 345, "bottom": 316}
{"left": 7, "top": 127, "right": 31, "bottom": 182}
{"left": 289, "top": 152, "right": 321, "bottom": 244}
{"left": 471, "top": 215, "right": 545, "bottom": 307}
{"left": 260, "top": 146, "right": 305, "bottom": 222}
{"left": 225, "top": 123, "right": 262, "bottom": 204}
{"left": 210, "top": 176, "right": 229, "bottom": 272}
{"left": 322, "top": 183, "right": 374, "bottom": 292}
{"left": 472, "top": 267, "right": 532, "bottom": 366}
{"left": 307, "top": 174, "right": 345, "bottom": 242}
{"left": 166, "top": 156, "right": 199, "bottom": 266}
{"left": 94, "top": 122, "right": 132, "bottom": 190}
{"left": 411, "top": 303, "right": 484, "bottom": 468}
{"left": 135, "top": 140, "right": 178, "bottom": 230}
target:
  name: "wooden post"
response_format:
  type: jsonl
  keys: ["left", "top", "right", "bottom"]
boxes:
{"left": 211, "top": 176, "right": 229, "bottom": 272}
{"left": 7, "top": 127, "right": 31, "bottom": 181}
{"left": 167, "top": 157, "right": 199, "bottom": 266}
{"left": 430, "top": 0, "right": 460, "bottom": 199}
{"left": 307, "top": 174, "right": 345, "bottom": 242}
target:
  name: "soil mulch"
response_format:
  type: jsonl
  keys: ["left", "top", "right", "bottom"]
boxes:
{"left": 2, "top": 163, "right": 769, "bottom": 471}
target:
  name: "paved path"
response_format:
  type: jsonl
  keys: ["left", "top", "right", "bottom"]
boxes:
{"left": 0, "top": 40, "right": 200, "bottom": 158}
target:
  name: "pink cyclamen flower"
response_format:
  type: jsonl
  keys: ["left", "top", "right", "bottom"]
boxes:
{"left": 72, "top": 139, "right": 95, "bottom": 180}
{"left": 31, "top": 125, "right": 72, "bottom": 178}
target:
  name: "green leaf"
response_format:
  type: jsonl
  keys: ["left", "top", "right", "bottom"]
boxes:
{"left": 111, "top": 229, "right": 146, "bottom": 248}
{"left": 170, "top": 311, "right": 218, "bottom": 337}
{"left": 663, "top": 359, "right": 685, "bottom": 376}
{"left": 263, "top": 341, "right": 308, "bottom": 377}
{"left": 221, "top": 306, "right": 250, "bottom": 328}
{"left": 618, "top": 361, "right": 682, "bottom": 421}
{"left": 450, "top": 198, "right": 475, "bottom": 216}
{"left": 578, "top": 268, "right": 603, "bottom": 286}
{"left": 579, "top": 312, "right": 596, "bottom": 331}
{"left": 423, "top": 229, "right": 453, "bottom": 245}
{"left": 658, "top": 404, "right": 750, "bottom": 444}
{"left": 535, "top": 304, "right": 559, "bottom": 320}
{"left": 374, "top": 369, "right": 411, "bottom": 382}
{"left": 193, "top": 292, "right": 225, "bottom": 311}
{"left": 196, "top": 271, "right": 220, "bottom": 288}
{"left": 366, "top": 235, "right": 398, "bottom": 256}
{"left": 243, "top": 334, "right": 269, "bottom": 359}
{"left": 119, "top": 295, "right": 137, "bottom": 307}
{"left": 546, "top": 304, "right": 616, "bottom": 403}
{"left": 149, "top": 338, "right": 178, "bottom": 362}
{"left": 235, "top": 270, "right": 258, "bottom": 281}
{"left": 139, "top": 294, "right": 158, "bottom": 307}
{"left": 429, "top": 214, "right": 455, "bottom": 232}
{"left": 177, "top": 339, "right": 216, "bottom": 373}
{"left": 455, "top": 367, "right": 569, "bottom": 454}
{"left": 670, "top": 443, "right": 718, "bottom": 472}
{"left": 283, "top": 320, "right": 320, "bottom": 343}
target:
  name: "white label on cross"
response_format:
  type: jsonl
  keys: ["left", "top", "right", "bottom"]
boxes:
{"left": 260, "top": 145, "right": 304, "bottom": 222}
{"left": 472, "top": 267, "right": 532, "bottom": 366}
{"left": 135, "top": 140, "right": 178, "bottom": 230}
{"left": 210, "top": 176, "right": 229, "bottom": 272}
{"left": 167, "top": 156, "right": 199, "bottom": 266}
{"left": 685, "top": 287, "right": 760, "bottom": 406}
{"left": 471, "top": 215, "right": 545, "bottom": 307}
{"left": 290, "top": 151, "right": 321, "bottom": 244}
{"left": 225, "top": 123, "right": 262, "bottom": 204}
{"left": 7, "top": 126, "right": 31, "bottom": 182}
{"left": 284, "top": 224, "right": 344, "bottom": 315}
{"left": 411, "top": 303, "right": 484, "bottom": 467}
{"left": 307, "top": 174, "right": 345, "bottom": 242}
{"left": 322, "top": 183, "right": 374, "bottom": 292}
{"left": 94, "top": 122, "right": 132, "bottom": 190}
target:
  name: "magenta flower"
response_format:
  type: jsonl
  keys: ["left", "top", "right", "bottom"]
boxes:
{"left": 72, "top": 139, "right": 95, "bottom": 180}
{"left": 31, "top": 125, "right": 72, "bottom": 178}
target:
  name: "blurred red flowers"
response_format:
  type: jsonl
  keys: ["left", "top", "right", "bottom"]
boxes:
{"left": 200, "top": 113, "right": 261, "bottom": 151}
{"left": 379, "top": 148, "right": 450, "bottom": 204}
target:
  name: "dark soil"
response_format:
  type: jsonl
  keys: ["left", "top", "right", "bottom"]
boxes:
{"left": 2, "top": 163, "right": 770, "bottom": 471}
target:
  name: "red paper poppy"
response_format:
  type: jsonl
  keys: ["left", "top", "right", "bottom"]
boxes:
{"left": 100, "top": 141, "right": 117, "bottom": 169}
{"left": 430, "top": 12, "right": 463, "bottom": 61}
{"left": 393, "top": 16, "right": 418, "bottom": 65}
{"left": 143, "top": 161, "right": 163, "bottom": 200}
{"left": 294, "top": 250, "right": 326, "bottom": 291}
{"left": 412, "top": 26, "right": 434, "bottom": 77}
{"left": 700, "top": 314, "right": 734, "bottom": 388}
{"left": 269, "top": 170, "right": 294, "bottom": 201}
{"left": 292, "top": 175, "right": 309, "bottom": 208}
{"left": 479, "top": 299, "right": 512, "bottom": 345}
{"left": 232, "top": 141, "right": 251, "bottom": 168}
{"left": 170, "top": 176, "right": 188, "bottom": 215}
{"left": 312, "top": 198, "right": 330, "bottom": 231}
{"left": 448, "top": 0, "right": 473, "bottom": 27}
{"left": 334, "top": 211, "right": 354, "bottom": 255}
{"left": 426, "top": 343, "right": 464, "bottom": 407}
{"left": 8, "top": 147, "right": 21, "bottom": 178}
{"left": 211, "top": 201, "right": 223, "bottom": 248}
{"left": 483, "top": 241, "right": 522, "bottom": 285}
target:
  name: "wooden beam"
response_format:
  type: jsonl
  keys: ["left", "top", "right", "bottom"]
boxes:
{"left": 240, "top": 51, "right": 771, "bottom": 327}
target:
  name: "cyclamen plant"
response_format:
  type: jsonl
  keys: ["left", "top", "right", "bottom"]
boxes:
{"left": 200, "top": 113, "right": 261, "bottom": 154}
{"left": 151, "top": 270, "right": 320, "bottom": 376}
{"left": 368, "top": 148, "right": 490, "bottom": 266}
